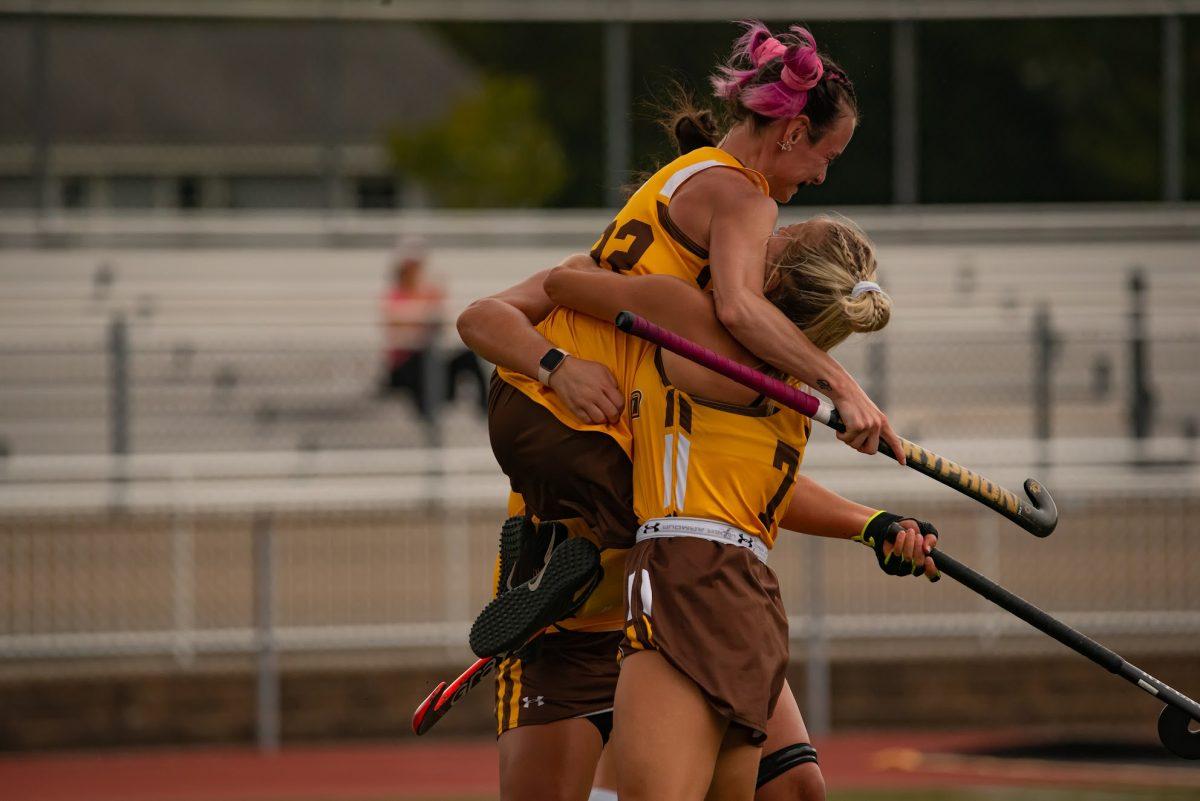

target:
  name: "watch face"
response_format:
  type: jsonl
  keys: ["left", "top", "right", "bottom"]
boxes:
{"left": 540, "top": 349, "right": 566, "bottom": 371}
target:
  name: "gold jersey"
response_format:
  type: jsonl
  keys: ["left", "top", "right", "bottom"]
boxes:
{"left": 590, "top": 146, "right": 769, "bottom": 290}
{"left": 497, "top": 307, "right": 640, "bottom": 457}
{"left": 513, "top": 309, "right": 810, "bottom": 549}
{"left": 499, "top": 146, "right": 768, "bottom": 429}
{"left": 628, "top": 348, "right": 810, "bottom": 550}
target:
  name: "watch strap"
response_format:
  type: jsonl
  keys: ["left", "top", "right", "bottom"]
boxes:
{"left": 537, "top": 348, "right": 569, "bottom": 386}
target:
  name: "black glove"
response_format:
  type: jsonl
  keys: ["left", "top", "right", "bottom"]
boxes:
{"left": 853, "top": 511, "right": 940, "bottom": 582}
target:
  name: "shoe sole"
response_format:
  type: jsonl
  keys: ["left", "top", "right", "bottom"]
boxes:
{"left": 495, "top": 516, "right": 531, "bottom": 596}
{"left": 469, "top": 537, "right": 601, "bottom": 658}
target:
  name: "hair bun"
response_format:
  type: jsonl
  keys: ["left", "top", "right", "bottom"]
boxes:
{"left": 780, "top": 28, "right": 824, "bottom": 92}
{"left": 672, "top": 110, "right": 718, "bottom": 154}
{"left": 841, "top": 289, "right": 891, "bottom": 334}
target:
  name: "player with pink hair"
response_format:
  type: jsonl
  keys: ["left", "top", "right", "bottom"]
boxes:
{"left": 456, "top": 19, "right": 907, "bottom": 801}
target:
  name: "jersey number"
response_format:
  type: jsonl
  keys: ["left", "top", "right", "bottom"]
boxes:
{"left": 591, "top": 219, "right": 655, "bottom": 272}
{"left": 758, "top": 440, "right": 801, "bottom": 530}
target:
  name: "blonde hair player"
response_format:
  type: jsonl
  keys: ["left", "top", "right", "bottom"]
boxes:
{"left": 459, "top": 216, "right": 939, "bottom": 801}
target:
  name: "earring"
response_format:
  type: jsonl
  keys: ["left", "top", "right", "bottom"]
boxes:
{"left": 777, "top": 140, "right": 793, "bottom": 152}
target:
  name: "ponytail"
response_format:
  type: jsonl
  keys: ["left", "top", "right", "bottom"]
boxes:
{"left": 671, "top": 108, "right": 719, "bottom": 154}
{"left": 658, "top": 81, "right": 720, "bottom": 156}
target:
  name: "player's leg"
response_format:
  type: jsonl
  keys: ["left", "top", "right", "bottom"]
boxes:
{"left": 478, "top": 374, "right": 634, "bottom": 655}
{"left": 755, "top": 680, "right": 824, "bottom": 801}
{"left": 591, "top": 744, "right": 618, "bottom": 800}
{"left": 705, "top": 729, "right": 763, "bottom": 801}
{"left": 495, "top": 630, "right": 622, "bottom": 801}
{"left": 612, "top": 650, "right": 727, "bottom": 801}
{"left": 499, "top": 718, "right": 604, "bottom": 801}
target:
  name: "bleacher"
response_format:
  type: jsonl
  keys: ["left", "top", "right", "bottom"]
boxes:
{"left": 1, "top": 209, "right": 1198, "bottom": 461}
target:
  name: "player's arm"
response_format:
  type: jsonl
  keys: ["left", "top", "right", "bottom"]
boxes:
{"left": 780, "top": 475, "right": 939, "bottom": 581}
{"left": 778, "top": 474, "right": 875, "bottom": 540}
{"left": 543, "top": 254, "right": 747, "bottom": 362}
{"left": 457, "top": 269, "right": 557, "bottom": 379}
{"left": 706, "top": 185, "right": 903, "bottom": 464}
{"left": 456, "top": 269, "right": 623, "bottom": 424}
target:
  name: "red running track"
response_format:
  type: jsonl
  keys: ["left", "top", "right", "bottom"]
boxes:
{"left": 3, "top": 730, "right": 1197, "bottom": 801}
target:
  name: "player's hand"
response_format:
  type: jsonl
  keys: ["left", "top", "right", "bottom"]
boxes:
{"left": 828, "top": 379, "right": 904, "bottom": 465}
{"left": 547, "top": 356, "right": 625, "bottom": 425}
{"left": 883, "top": 518, "right": 940, "bottom": 582}
{"left": 853, "top": 511, "right": 940, "bottom": 582}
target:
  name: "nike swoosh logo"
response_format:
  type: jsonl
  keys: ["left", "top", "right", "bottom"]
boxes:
{"left": 526, "top": 535, "right": 559, "bottom": 592}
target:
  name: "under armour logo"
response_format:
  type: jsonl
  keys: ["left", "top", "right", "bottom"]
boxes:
{"left": 643, "top": 522, "right": 661, "bottom": 533}
{"left": 736, "top": 533, "right": 754, "bottom": 547}
{"left": 522, "top": 695, "right": 545, "bottom": 708}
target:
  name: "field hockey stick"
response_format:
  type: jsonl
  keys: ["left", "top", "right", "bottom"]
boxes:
{"left": 412, "top": 655, "right": 498, "bottom": 736}
{"left": 929, "top": 547, "right": 1200, "bottom": 759}
{"left": 614, "top": 311, "right": 1058, "bottom": 538}
{"left": 412, "top": 626, "right": 550, "bottom": 736}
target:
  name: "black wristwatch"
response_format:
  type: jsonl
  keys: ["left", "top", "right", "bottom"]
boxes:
{"left": 537, "top": 348, "right": 569, "bottom": 386}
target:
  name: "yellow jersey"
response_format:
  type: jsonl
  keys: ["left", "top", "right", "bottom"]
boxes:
{"left": 497, "top": 307, "right": 640, "bottom": 457}
{"left": 628, "top": 347, "right": 811, "bottom": 550}
{"left": 513, "top": 309, "right": 810, "bottom": 549}
{"left": 590, "top": 146, "right": 769, "bottom": 290}
{"left": 499, "top": 146, "right": 768, "bottom": 428}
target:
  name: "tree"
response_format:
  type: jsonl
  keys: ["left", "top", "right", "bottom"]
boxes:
{"left": 390, "top": 76, "right": 567, "bottom": 207}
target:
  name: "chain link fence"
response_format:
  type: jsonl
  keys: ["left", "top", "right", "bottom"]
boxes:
{"left": 4, "top": 476, "right": 1197, "bottom": 669}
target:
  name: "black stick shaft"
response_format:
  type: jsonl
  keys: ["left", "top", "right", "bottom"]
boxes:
{"left": 931, "top": 548, "right": 1200, "bottom": 721}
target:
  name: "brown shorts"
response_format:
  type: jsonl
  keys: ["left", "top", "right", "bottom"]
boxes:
{"left": 620, "top": 537, "right": 789, "bottom": 744}
{"left": 495, "top": 629, "right": 623, "bottom": 737}
{"left": 488, "top": 372, "right": 637, "bottom": 550}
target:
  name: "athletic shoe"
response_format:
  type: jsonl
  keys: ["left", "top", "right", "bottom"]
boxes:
{"left": 469, "top": 535, "right": 602, "bottom": 658}
{"left": 495, "top": 516, "right": 534, "bottom": 596}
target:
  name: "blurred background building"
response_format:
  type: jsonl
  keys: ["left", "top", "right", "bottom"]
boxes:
{"left": 1, "top": 0, "right": 1198, "bottom": 773}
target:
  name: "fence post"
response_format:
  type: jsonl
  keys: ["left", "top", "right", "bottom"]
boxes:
{"left": 109, "top": 314, "right": 129, "bottom": 456}
{"left": 891, "top": 19, "right": 919, "bottom": 204}
{"left": 803, "top": 535, "right": 831, "bottom": 737}
{"left": 1032, "top": 304, "right": 1055, "bottom": 470}
{"left": 977, "top": 510, "right": 1001, "bottom": 648}
{"left": 253, "top": 512, "right": 280, "bottom": 752}
{"left": 1128, "top": 269, "right": 1154, "bottom": 441}
{"left": 31, "top": 14, "right": 50, "bottom": 221}
{"left": 1162, "top": 15, "right": 1184, "bottom": 202}
{"left": 604, "top": 21, "right": 631, "bottom": 208}
{"left": 420, "top": 328, "right": 445, "bottom": 449}
{"left": 171, "top": 500, "right": 196, "bottom": 667}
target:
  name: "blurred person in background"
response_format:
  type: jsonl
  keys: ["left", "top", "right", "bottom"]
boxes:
{"left": 381, "top": 238, "right": 487, "bottom": 418}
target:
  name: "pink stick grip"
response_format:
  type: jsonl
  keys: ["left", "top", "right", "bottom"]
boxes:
{"left": 615, "top": 311, "right": 824, "bottom": 421}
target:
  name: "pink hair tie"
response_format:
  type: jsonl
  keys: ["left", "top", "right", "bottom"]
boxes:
{"left": 751, "top": 37, "right": 788, "bottom": 67}
{"left": 780, "top": 58, "right": 823, "bottom": 92}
